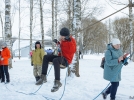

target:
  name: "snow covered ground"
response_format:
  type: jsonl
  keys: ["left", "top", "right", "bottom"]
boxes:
{"left": 0, "top": 54, "right": 134, "bottom": 100}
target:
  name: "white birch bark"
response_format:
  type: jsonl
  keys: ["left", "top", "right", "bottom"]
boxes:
{"left": 69, "top": 0, "right": 81, "bottom": 77}
{"left": 5, "top": 0, "right": 12, "bottom": 68}
{"left": 30, "top": 0, "right": 33, "bottom": 51}
{"left": 0, "top": 12, "right": 4, "bottom": 40}
{"left": 40, "top": 0, "right": 45, "bottom": 49}
{"left": 52, "top": 0, "right": 54, "bottom": 49}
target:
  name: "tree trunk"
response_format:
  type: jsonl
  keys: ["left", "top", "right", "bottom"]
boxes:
{"left": 30, "top": 0, "right": 33, "bottom": 52}
{"left": 68, "top": 0, "right": 81, "bottom": 77}
{"left": 18, "top": 0, "right": 21, "bottom": 59}
{"left": 0, "top": 12, "right": 4, "bottom": 40}
{"left": 5, "top": 0, "right": 12, "bottom": 68}
{"left": 52, "top": 0, "right": 54, "bottom": 49}
{"left": 40, "top": 0, "right": 45, "bottom": 49}
{"left": 55, "top": 0, "right": 57, "bottom": 38}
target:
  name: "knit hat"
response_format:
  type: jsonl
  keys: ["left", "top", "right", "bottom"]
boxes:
{"left": 60, "top": 27, "right": 70, "bottom": 36}
{"left": 111, "top": 38, "right": 120, "bottom": 45}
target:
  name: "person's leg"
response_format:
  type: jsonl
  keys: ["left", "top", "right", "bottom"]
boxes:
{"left": 0, "top": 66, "right": 5, "bottom": 82}
{"left": 102, "top": 85, "right": 111, "bottom": 99}
{"left": 51, "top": 57, "right": 67, "bottom": 92}
{"left": 33, "top": 65, "right": 38, "bottom": 77}
{"left": 3, "top": 65, "right": 10, "bottom": 83}
{"left": 0, "top": 68, "right": 1, "bottom": 80}
{"left": 42, "top": 55, "right": 58, "bottom": 75}
{"left": 110, "top": 82, "right": 119, "bottom": 99}
{"left": 36, "top": 55, "right": 58, "bottom": 85}
{"left": 37, "top": 65, "right": 42, "bottom": 77}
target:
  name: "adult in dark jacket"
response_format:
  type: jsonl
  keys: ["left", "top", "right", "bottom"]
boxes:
{"left": 102, "top": 38, "right": 124, "bottom": 100}
{"left": 36, "top": 27, "right": 76, "bottom": 92}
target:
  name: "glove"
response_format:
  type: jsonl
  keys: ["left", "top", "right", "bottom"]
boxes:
{"left": 53, "top": 39, "right": 59, "bottom": 44}
{"left": 122, "top": 58, "right": 128, "bottom": 66}
{"left": 1, "top": 58, "right": 4, "bottom": 60}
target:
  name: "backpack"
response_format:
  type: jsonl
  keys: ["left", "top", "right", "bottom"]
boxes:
{"left": 100, "top": 50, "right": 112, "bottom": 69}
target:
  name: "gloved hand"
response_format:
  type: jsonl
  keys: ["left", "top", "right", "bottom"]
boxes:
{"left": 122, "top": 58, "right": 128, "bottom": 66}
{"left": 1, "top": 58, "right": 4, "bottom": 60}
{"left": 53, "top": 39, "right": 59, "bottom": 44}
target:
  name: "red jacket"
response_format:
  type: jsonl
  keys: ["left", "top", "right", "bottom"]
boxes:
{"left": 0, "top": 47, "right": 11, "bottom": 65}
{"left": 59, "top": 36, "right": 76, "bottom": 64}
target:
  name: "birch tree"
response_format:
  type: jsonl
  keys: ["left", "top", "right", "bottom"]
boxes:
{"left": 30, "top": 0, "right": 33, "bottom": 52}
{"left": 0, "top": 12, "right": 4, "bottom": 39}
{"left": 69, "top": 0, "right": 81, "bottom": 77}
{"left": 5, "top": 0, "right": 12, "bottom": 68}
{"left": 52, "top": 0, "right": 54, "bottom": 49}
{"left": 40, "top": 0, "right": 44, "bottom": 49}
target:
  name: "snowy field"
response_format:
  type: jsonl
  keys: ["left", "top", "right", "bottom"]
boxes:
{"left": 0, "top": 54, "right": 134, "bottom": 100}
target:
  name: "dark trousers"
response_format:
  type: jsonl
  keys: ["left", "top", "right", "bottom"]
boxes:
{"left": 105, "top": 82, "right": 119, "bottom": 99}
{"left": 0, "top": 69, "right": 1, "bottom": 79}
{"left": 42, "top": 55, "right": 67, "bottom": 80}
{"left": 0, "top": 65, "right": 10, "bottom": 82}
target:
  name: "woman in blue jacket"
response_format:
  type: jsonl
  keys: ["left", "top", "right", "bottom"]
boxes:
{"left": 102, "top": 38, "right": 124, "bottom": 100}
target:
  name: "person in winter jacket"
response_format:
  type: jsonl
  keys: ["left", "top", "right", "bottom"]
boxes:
{"left": 31, "top": 41, "right": 46, "bottom": 82}
{"left": 102, "top": 38, "right": 124, "bottom": 100}
{"left": 0, "top": 42, "right": 11, "bottom": 83}
{"left": 36, "top": 27, "right": 76, "bottom": 92}
{"left": 0, "top": 50, "right": 2, "bottom": 81}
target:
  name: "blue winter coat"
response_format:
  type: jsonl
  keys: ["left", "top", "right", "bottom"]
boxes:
{"left": 103, "top": 44, "right": 123, "bottom": 82}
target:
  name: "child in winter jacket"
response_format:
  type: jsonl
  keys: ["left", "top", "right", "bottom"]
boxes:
{"left": 31, "top": 41, "right": 46, "bottom": 82}
{"left": 0, "top": 42, "right": 11, "bottom": 83}
{"left": 36, "top": 27, "right": 76, "bottom": 92}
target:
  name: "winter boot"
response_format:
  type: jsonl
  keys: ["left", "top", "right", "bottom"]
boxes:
{"left": 35, "top": 76, "right": 40, "bottom": 82}
{"left": 1, "top": 80, "right": 5, "bottom": 83}
{"left": 36, "top": 74, "right": 47, "bottom": 85}
{"left": 51, "top": 80, "right": 62, "bottom": 92}
{"left": 102, "top": 92, "right": 108, "bottom": 99}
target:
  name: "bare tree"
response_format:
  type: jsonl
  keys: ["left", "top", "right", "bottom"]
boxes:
{"left": 5, "top": 0, "right": 12, "bottom": 68}
{"left": 112, "top": 17, "right": 133, "bottom": 53}
{"left": 0, "top": 12, "right": 4, "bottom": 39}
{"left": 52, "top": 0, "right": 54, "bottom": 49}
{"left": 69, "top": 0, "right": 81, "bottom": 77}
{"left": 40, "top": 0, "right": 45, "bottom": 49}
{"left": 30, "top": 0, "right": 33, "bottom": 52}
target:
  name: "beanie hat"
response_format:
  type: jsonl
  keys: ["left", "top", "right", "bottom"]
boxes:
{"left": 111, "top": 38, "right": 120, "bottom": 45}
{"left": 60, "top": 27, "right": 70, "bottom": 36}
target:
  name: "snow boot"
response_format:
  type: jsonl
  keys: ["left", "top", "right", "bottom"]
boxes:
{"left": 36, "top": 74, "right": 47, "bottom": 85}
{"left": 35, "top": 76, "right": 40, "bottom": 82}
{"left": 102, "top": 92, "right": 107, "bottom": 99}
{"left": 51, "top": 80, "right": 62, "bottom": 92}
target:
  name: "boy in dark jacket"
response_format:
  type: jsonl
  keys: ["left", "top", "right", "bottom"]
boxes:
{"left": 36, "top": 27, "right": 76, "bottom": 92}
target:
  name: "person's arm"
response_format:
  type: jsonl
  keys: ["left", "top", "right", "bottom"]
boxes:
{"left": 105, "top": 50, "right": 123, "bottom": 66}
